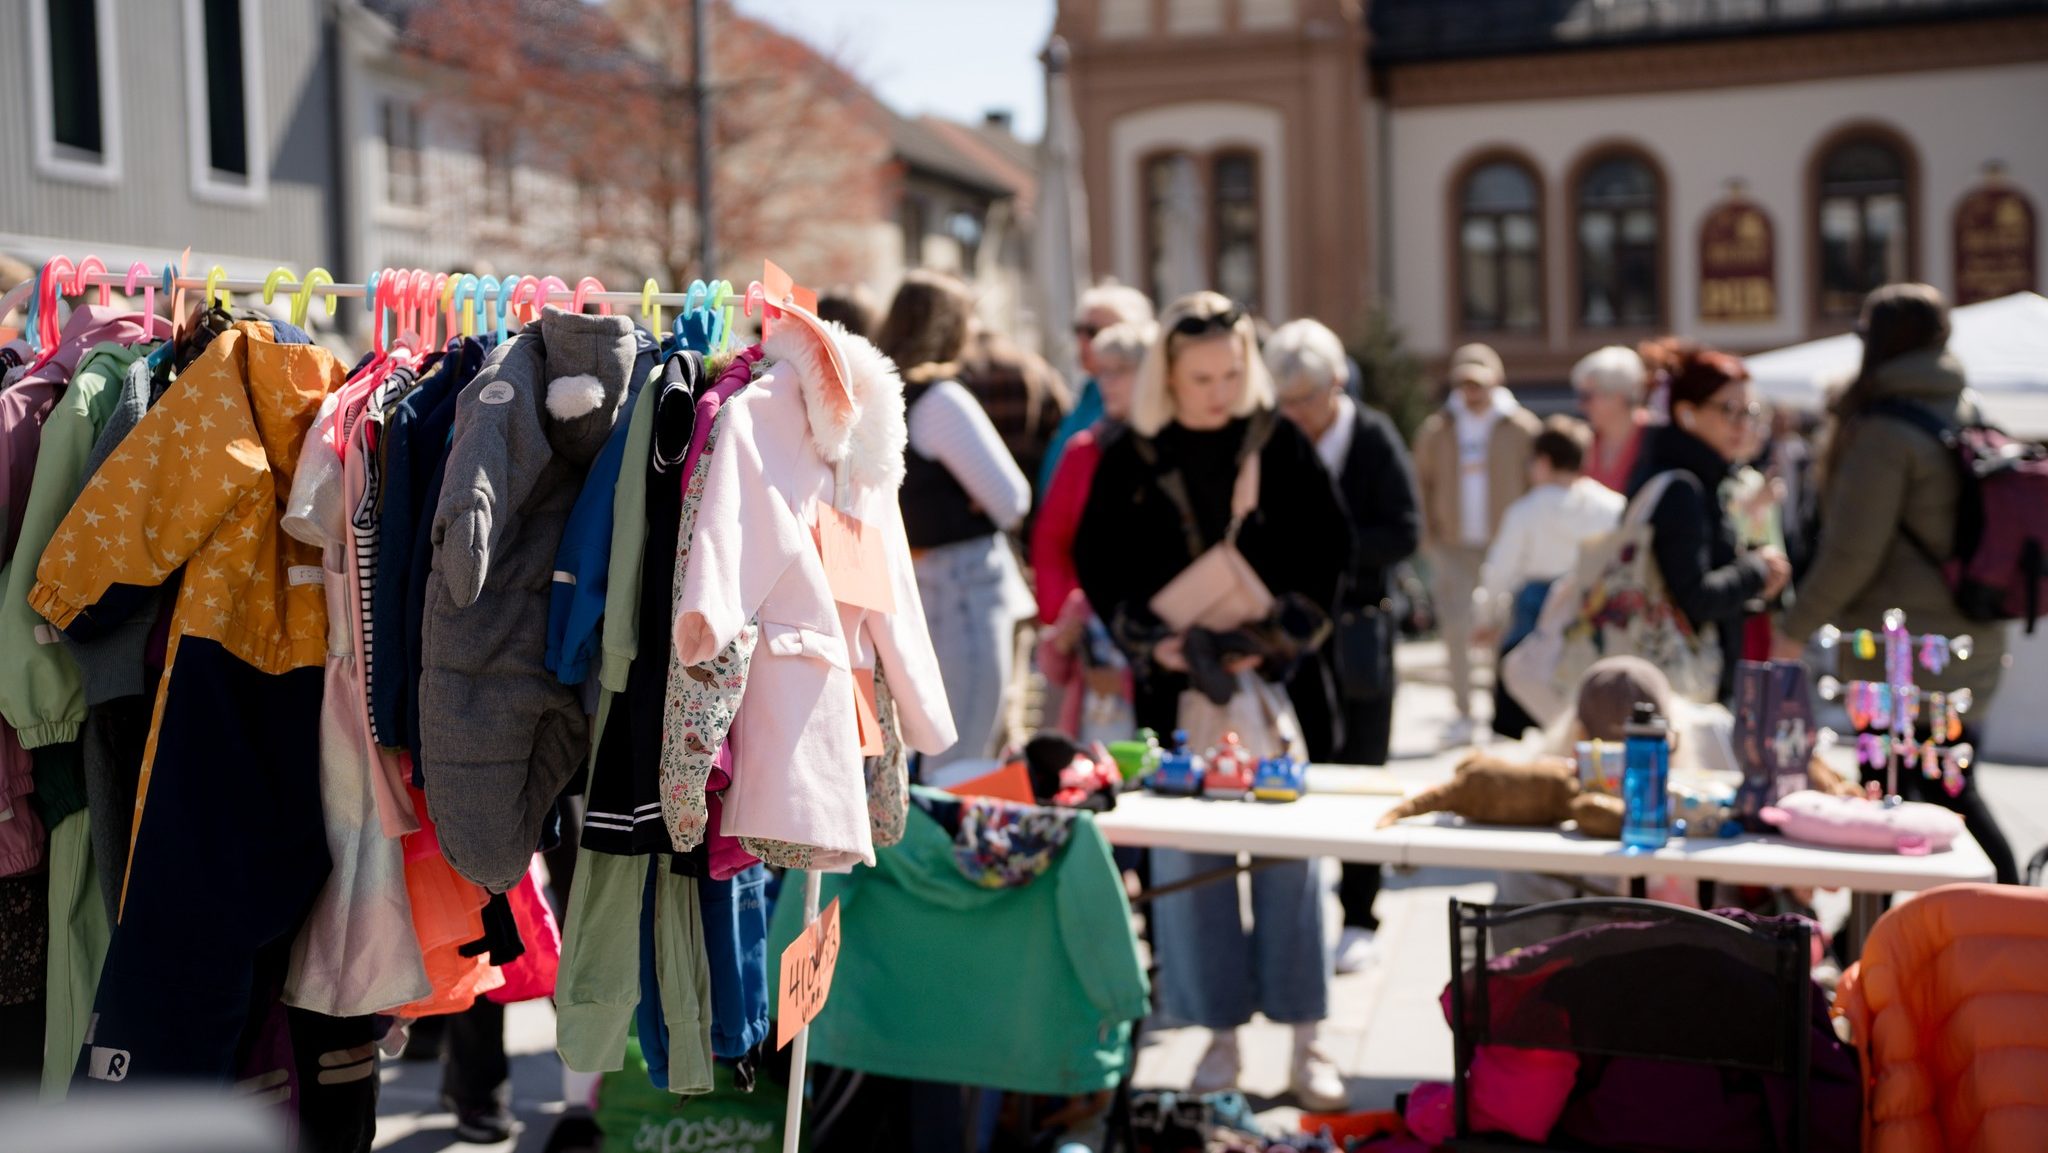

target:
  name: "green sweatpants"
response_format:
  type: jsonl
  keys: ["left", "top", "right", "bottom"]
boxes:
{"left": 555, "top": 845, "right": 712, "bottom": 1095}
{"left": 44, "top": 809, "right": 108, "bottom": 1100}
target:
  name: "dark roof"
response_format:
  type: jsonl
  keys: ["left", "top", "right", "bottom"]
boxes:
{"left": 890, "top": 115, "right": 1017, "bottom": 200}
{"left": 1371, "top": 0, "right": 2048, "bottom": 61}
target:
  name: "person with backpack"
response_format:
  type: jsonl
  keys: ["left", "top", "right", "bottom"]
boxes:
{"left": 1772, "top": 283, "right": 2018, "bottom": 883}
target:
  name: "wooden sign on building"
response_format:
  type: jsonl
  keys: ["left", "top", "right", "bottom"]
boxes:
{"left": 1698, "top": 200, "right": 1777, "bottom": 324}
{"left": 1953, "top": 185, "right": 2036, "bottom": 305}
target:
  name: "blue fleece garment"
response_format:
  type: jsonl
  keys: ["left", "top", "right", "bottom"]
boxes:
{"left": 544, "top": 370, "right": 648, "bottom": 684}
{"left": 701, "top": 865, "right": 770, "bottom": 1058}
{"left": 1037, "top": 377, "right": 1102, "bottom": 494}
{"left": 636, "top": 856, "right": 670, "bottom": 1091}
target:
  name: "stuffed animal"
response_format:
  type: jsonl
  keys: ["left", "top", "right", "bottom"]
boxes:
{"left": 1377, "top": 753, "right": 1581, "bottom": 829}
{"left": 1758, "top": 790, "right": 1964, "bottom": 855}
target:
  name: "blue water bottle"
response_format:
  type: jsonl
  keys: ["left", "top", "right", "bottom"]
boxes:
{"left": 1622, "top": 702, "right": 1671, "bottom": 852}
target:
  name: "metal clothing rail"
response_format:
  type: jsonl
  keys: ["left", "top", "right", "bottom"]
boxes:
{"left": 0, "top": 270, "right": 777, "bottom": 324}
{"left": 1, "top": 258, "right": 831, "bottom": 1153}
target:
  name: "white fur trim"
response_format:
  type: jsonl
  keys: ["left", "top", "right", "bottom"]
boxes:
{"left": 765, "top": 320, "right": 908, "bottom": 491}
{"left": 545, "top": 373, "right": 607, "bottom": 421}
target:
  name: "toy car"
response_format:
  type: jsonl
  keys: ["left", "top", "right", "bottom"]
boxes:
{"left": 1107, "top": 729, "right": 1164, "bottom": 783}
{"left": 1203, "top": 732, "right": 1256, "bottom": 799}
{"left": 1252, "top": 756, "right": 1308, "bottom": 802}
{"left": 1146, "top": 730, "right": 1206, "bottom": 796}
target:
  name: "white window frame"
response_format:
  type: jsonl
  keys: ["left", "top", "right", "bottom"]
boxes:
{"left": 380, "top": 98, "right": 427, "bottom": 215}
{"left": 182, "top": 0, "right": 268, "bottom": 205}
{"left": 26, "top": 0, "right": 123, "bottom": 186}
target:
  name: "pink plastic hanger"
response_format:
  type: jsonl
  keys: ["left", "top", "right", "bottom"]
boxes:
{"left": 72, "top": 255, "right": 110, "bottom": 306}
{"left": 124, "top": 261, "right": 156, "bottom": 321}
{"left": 572, "top": 277, "right": 610, "bottom": 315}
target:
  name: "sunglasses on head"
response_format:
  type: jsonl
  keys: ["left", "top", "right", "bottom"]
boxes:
{"left": 1171, "top": 306, "right": 1244, "bottom": 337}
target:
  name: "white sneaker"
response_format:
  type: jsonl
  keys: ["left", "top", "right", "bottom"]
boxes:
{"left": 1334, "top": 927, "right": 1379, "bottom": 975}
{"left": 1290, "top": 1025, "right": 1349, "bottom": 1112}
{"left": 1440, "top": 716, "right": 1476, "bottom": 749}
{"left": 1189, "top": 1028, "right": 1242, "bottom": 1094}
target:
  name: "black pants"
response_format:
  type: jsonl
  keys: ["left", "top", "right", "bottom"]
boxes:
{"left": 406, "top": 999, "right": 509, "bottom": 1113}
{"left": 287, "top": 1007, "right": 380, "bottom": 1153}
{"left": 1333, "top": 691, "right": 1393, "bottom": 932}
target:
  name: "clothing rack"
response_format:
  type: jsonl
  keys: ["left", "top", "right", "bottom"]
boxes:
{"left": 4, "top": 257, "right": 832, "bottom": 1153}
{"left": 0, "top": 268, "right": 782, "bottom": 330}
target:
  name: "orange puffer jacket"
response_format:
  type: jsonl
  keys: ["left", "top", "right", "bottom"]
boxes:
{"left": 1835, "top": 883, "right": 2048, "bottom": 1151}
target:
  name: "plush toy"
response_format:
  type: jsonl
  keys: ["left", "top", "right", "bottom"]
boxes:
{"left": 1758, "top": 790, "right": 1964, "bottom": 855}
{"left": 1569, "top": 792, "right": 1627, "bottom": 839}
{"left": 1377, "top": 753, "right": 1581, "bottom": 829}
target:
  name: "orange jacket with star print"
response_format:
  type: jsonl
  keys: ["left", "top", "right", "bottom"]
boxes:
{"left": 31, "top": 321, "right": 343, "bottom": 851}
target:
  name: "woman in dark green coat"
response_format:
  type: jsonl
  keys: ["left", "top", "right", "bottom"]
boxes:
{"left": 1773, "top": 284, "right": 2016, "bottom": 883}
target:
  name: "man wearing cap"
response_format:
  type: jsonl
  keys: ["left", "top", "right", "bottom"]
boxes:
{"left": 1411, "top": 344, "right": 1541, "bottom": 745}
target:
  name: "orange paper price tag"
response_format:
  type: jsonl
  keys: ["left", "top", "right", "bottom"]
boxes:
{"left": 853, "top": 667, "right": 884, "bottom": 757}
{"left": 816, "top": 503, "right": 896, "bottom": 615}
{"left": 776, "top": 898, "right": 842, "bottom": 1049}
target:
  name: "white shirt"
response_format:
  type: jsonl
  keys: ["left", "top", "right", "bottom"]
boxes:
{"left": 1451, "top": 392, "right": 1507, "bottom": 546}
{"left": 1475, "top": 477, "right": 1626, "bottom": 625}
{"left": 1314, "top": 393, "right": 1358, "bottom": 480}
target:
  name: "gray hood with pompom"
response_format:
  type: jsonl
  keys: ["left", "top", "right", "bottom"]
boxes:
{"left": 422, "top": 307, "right": 640, "bottom": 891}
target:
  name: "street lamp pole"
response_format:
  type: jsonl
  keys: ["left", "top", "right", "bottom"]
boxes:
{"left": 693, "top": 0, "right": 715, "bottom": 276}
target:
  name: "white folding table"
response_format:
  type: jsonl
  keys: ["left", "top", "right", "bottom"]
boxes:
{"left": 1094, "top": 767, "right": 1997, "bottom": 955}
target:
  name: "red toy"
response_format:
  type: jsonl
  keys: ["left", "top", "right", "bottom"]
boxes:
{"left": 1203, "top": 731, "right": 1256, "bottom": 799}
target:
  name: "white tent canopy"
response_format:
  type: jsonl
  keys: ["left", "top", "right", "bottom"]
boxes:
{"left": 1744, "top": 292, "right": 2048, "bottom": 438}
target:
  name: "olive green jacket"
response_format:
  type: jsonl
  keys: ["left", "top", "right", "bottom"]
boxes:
{"left": 1784, "top": 350, "right": 2005, "bottom": 700}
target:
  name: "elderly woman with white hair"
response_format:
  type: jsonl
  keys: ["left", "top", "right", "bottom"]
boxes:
{"left": 1267, "top": 317, "right": 1421, "bottom": 971}
{"left": 1074, "top": 292, "right": 1354, "bottom": 1109}
{"left": 1040, "top": 281, "right": 1157, "bottom": 493}
{"left": 1571, "top": 344, "right": 1651, "bottom": 492}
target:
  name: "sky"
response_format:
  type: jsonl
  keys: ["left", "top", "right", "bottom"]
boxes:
{"left": 730, "top": 0, "right": 1056, "bottom": 141}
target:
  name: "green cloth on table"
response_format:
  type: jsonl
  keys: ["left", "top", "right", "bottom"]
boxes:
{"left": 768, "top": 789, "right": 1149, "bottom": 1096}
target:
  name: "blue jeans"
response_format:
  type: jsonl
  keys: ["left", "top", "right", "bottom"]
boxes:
{"left": 1148, "top": 850, "right": 1329, "bottom": 1028}
{"left": 914, "top": 534, "right": 1027, "bottom": 771}
{"left": 1502, "top": 578, "right": 1555, "bottom": 653}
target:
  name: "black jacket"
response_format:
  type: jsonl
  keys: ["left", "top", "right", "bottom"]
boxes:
{"left": 1073, "top": 415, "right": 1353, "bottom": 739}
{"left": 1631, "top": 424, "right": 1767, "bottom": 703}
{"left": 1330, "top": 402, "right": 1421, "bottom": 608}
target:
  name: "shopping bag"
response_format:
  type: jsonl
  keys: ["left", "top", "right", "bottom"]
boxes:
{"left": 1176, "top": 669, "right": 1306, "bottom": 762}
{"left": 1501, "top": 472, "right": 1723, "bottom": 723}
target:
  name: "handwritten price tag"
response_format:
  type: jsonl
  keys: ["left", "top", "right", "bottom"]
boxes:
{"left": 776, "top": 898, "right": 842, "bottom": 1049}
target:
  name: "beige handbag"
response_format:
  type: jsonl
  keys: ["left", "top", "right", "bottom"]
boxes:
{"left": 1145, "top": 431, "right": 1276, "bottom": 633}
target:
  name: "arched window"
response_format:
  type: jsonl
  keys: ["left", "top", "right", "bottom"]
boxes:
{"left": 1816, "top": 133, "right": 1914, "bottom": 319}
{"left": 1212, "top": 150, "right": 1261, "bottom": 310}
{"left": 1141, "top": 148, "right": 1265, "bottom": 310}
{"left": 1458, "top": 158, "right": 1543, "bottom": 334}
{"left": 1576, "top": 153, "right": 1661, "bottom": 329}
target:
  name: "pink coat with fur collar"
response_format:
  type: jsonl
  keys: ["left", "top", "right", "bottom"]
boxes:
{"left": 674, "top": 323, "right": 955, "bottom": 869}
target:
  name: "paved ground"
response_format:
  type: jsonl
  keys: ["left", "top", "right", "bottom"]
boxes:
{"left": 374, "top": 640, "right": 2048, "bottom": 1149}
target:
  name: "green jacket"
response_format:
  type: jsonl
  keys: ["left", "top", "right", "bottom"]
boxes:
{"left": 0, "top": 342, "right": 150, "bottom": 747}
{"left": 769, "top": 789, "right": 1149, "bottom": 1096}
{"left": 1783, "top": 350, "right": 2006, "bottom": 700}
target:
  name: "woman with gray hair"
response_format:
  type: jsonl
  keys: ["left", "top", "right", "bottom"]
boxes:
{"left": 1571, "top": 344, "right": 1650, "bottom": 492}
{"left": 1268, "top": 318, "right": 1421, "bottom": 971}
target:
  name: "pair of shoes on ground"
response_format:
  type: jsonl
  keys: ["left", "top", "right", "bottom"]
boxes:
{"left": 1190, "top": 1025, "right": 1349, "bottom": 1113}
{"left": 1334, "top": 926, "right": 1378, "bottom": 976}
{"left": 440, "top": 1092, "right": 520, "bottom": 1145}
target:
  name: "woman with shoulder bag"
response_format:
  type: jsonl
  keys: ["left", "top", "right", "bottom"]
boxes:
{"left": 1631, "top": 343, "right": 1793, "bottom": 704}
{"left": 1771, "top": 284, "right": 2016, "bottom": 883}
{"left": 1074, "top": 292, "right": 1354, "bottom": 1109}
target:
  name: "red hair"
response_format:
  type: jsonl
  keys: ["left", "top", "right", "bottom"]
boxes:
{"left": 1641, "top": 338, "right": 1748, "bottom": 409}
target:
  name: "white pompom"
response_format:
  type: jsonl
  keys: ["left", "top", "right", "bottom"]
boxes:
{"left": 545, "top": 373, "right": 606, "bottom": 420}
